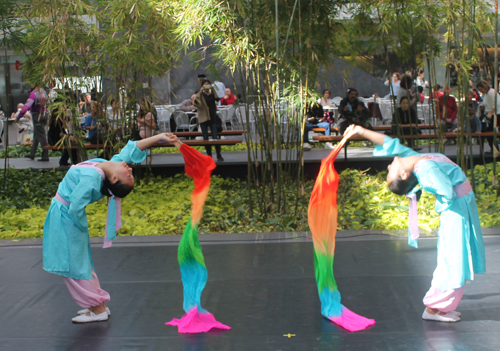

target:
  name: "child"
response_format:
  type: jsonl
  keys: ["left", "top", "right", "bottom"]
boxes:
{"left": 344, "top": 125, "right": 486, "bottom": 323}
{"left": 43, "top": 133, "right": 182, "bottom": 323}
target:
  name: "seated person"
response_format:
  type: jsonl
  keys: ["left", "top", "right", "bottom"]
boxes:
{"left": 337, "top": 88, "right": 360, "bottom": 134}
{"left": 220, "top": 88, "right": 236, "bottom": 105}
{"left": 12, "top": 103, "right": 32, "bottom": 144}
{"left": 465, "top": 106, "right": 480, "bottom": 133}
{"left": 318, "top": 89, "right": 334, "bottom": 123}
{"left": 179, "top": 94, "right": 196, "bottom": 112}
{"left": 392, "top": 96, "right": 420, "bottom": 147}
{"left": 136, "top": 98, "right": 156, "bottom": 139}
{"left": 355, "top": 102, "right": 373, "bottom": 130}
{"left": 84, "top": 102, "right": 105, "bottom": 144}
{"left": 303, "top": 102, "right": 334, "bottom": 150}
{"left": 47, "top": 106, "right": 77, "bottom": 166}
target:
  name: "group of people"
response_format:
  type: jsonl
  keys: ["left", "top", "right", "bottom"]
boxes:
{"left": 39, "top": 123, "right": 485, "bottom": 326}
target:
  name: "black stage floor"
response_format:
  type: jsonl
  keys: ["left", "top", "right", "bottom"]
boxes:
{"left": 1, "top": 232, "right": 500, "bottom": 351}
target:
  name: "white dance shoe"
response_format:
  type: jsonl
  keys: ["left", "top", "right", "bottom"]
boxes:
{"left": 72, "top": 310, "right": 109, "bottom": 323}
{"left": 77, "top": 307, "right": 111, "bottom": 316}
{"left": 325, "top": 142, "right": 335, "bottom": 150}
{"left": 422, "top": 309, "right": 460, "bottom": 322}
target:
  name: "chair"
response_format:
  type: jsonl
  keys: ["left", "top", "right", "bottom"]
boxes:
{"left": 217, "top": 109, "right": 229, "bottom": 131}
{"left": 173, "top": 110, "right": 196, "bottom": 132}
{"left": 235, "top": 104, "right": 255, "bottom": 134}
{"left": 156, "top": 108, "right": 171, "bottom": 132}
{"left": 224, "top": 105, "right": 236, "bottom": 130}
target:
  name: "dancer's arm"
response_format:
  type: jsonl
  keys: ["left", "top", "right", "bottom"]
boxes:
{"left": 344, "top": 125, "right": 385, "bottom": 146}
{"left": 136, "top": 133, "right": 182, "bottom": 150}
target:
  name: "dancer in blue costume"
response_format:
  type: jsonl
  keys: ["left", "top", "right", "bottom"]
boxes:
{"left": 345, "top": 125, "right": 486, "bottom": 323}
{"left": 43, "top": 133, "right": 181, "bottom": 323}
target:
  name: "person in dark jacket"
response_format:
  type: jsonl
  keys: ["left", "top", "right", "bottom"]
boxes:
{"left": 392, "top": 96, "right": 420, "bottom": 147}
{"left": 337, "top": 88, "right": 361, "bottom": 134}
{"left": 47, "top": 106, "right": 77, "bottom": 166}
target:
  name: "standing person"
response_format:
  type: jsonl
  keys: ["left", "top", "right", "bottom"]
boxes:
{"left": 194, "top": 79, "right": 224, "bottom": 161}
{"left": 197, "top": 74, "right": 207, "bottom": 90}
{"left": 345, "top": 125, "right": 486, "bottom": 323}
{"left": 385, "top": 72, "right": 401, "bottom": 98}
{"left": 84, "top": 102, "right": 100, "bottom": 144}
{"left": 43, "top": 133, "right": 182, "bottom": 323}
{"left": 16, "top": 85, "right": 49, "bottom": 161}
{"left": 476, "top": 80, "right": 500, "bottom": 154}
{"left": 47, "top": 104, "right": 77, "bottom": 166}
{"left": 416, "top": 69, "right": 429, "bottom": 91}
{"left": 213, "top": 79, "right": 226, "bottom": 101}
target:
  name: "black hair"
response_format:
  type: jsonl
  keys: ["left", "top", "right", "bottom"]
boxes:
{"left": 322, "top": 89, "right": 330, "bottom": 95}
{"left": 399, "top": 96, "right": 409, "bottom": 105}
{"left": 198, "top": 74, "right": 207, "bottom": 78}
{"left": 101, "top": 178, "right": 133, "bottom": 198}
{"left": 388, "top": 172, "right": 421, "bottom": 199}
{"left": 202, "top": 79, "right": 211, "bottom": 85}
{"left": 357, "top": 101, "right": 366, "bottom": 108}
{"left": 417, "top": 86, "right": 423, "bottom": 93}
{"left": 400, "top": 75, "right": 413, "bottom": 90}
{"left": 346, "top": 88, "right": 358, "bottom": 97}
{"left": 418, "top": 69, "right": 425, "bottom": 75}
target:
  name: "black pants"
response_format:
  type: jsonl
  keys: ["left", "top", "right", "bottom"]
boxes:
{"left": 484, "top": 115, "right": 500, "bottom": 151}
{"left": 199, "top": 120, "right": 221, "bottom": 156}
{"left": 60, "top": 149, "right": 78, "bottom": 165}
{"left": 29, "top": 112, "right": 48, "bottom": 159}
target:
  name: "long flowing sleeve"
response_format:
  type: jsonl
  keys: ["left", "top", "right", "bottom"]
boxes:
{"left": 373, "top": 136, "right": 421, "bottom": 158}
{"left": 415, "top": 160, "right": 455, "bottom": 213}
{"left": 110, "top": 140, "right": 147, "bottom": 164}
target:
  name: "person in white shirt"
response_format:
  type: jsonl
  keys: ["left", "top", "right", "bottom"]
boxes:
{"left": 213, "top": 80, "right": 226, "bottom": 104}
{"left": 477, "top": 80, "right": 500, "bottom": 154}
{"left": 385, "top": 72, "right": 401, "bottom": 98}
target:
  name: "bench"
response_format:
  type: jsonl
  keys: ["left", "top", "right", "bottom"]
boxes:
{"left": 312, "top": 131, "right": 499, "bottom": 159}
{"left": 43, "top": 138, "right": 244, "bottom": 152}
{"left": 174, "top": 130, "right": 246, "bottom": 138}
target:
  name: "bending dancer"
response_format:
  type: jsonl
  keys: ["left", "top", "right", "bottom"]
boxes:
{"left": 345, "top": 125, "right": 486, "bottom": 323}
{"left": 43, "top": 133, "right": 182, "bottom": 323}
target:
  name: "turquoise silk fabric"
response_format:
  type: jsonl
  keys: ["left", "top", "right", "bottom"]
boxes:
{"left": 43, "top": 141, "right": 146, "bottom": 279}
{"left": 373, "top": 136, "right": 486, "bottom": 291}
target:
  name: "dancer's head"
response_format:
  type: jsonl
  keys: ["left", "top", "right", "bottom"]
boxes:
{"left": 386, "top": 156, "right": 419, "bottom": 196}
{"left": 101, "top": 161, "right": 134, "bottom": 198}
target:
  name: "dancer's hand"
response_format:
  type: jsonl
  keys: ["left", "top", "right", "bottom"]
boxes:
{"left": 343, "top": 124, "right": 363, "bottom": 137}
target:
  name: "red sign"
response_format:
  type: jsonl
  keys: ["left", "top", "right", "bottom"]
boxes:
{"left": 15, "top": 60, "right": 20, "bottom": 70}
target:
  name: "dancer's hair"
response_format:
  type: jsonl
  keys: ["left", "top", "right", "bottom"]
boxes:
{"left": 101, "top": 178, "right": 133, "bottom": 198}
{"left": 388, "top": 172, "right": 420, "bottom": 199}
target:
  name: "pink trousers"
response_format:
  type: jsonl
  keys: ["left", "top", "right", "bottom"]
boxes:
{"left": 423, "top": 285, "right": 465, "bottom": 312}
{"left": 63, "top": 269, "right": 110, "bottom": 308}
